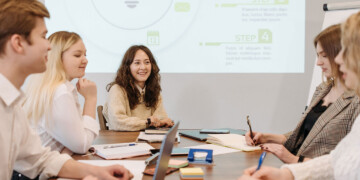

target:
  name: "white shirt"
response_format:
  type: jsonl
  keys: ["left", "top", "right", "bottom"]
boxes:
{"left": 0, "top": 74, "right": 71, "bottom": 180}
{"left": 283, "top": 114, "right": 360, "bottom": 180}
{"left": 34, "top": 81, "right": 99, "bottom": 154}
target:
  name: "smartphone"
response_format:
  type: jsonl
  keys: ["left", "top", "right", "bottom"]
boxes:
{"left": 199, "top": 129, "right": 230, "bottom": 134}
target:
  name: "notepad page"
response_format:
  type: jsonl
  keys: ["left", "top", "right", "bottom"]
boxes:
{"left": 207, "top": 134, "right": 261, "bottom": 151}
{"left": 58, "top": 160, "right": 146, "bottom": 180}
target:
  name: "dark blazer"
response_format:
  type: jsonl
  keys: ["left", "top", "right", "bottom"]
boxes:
{"left": 283, "top": 82, "right": 360, "bottom": 158}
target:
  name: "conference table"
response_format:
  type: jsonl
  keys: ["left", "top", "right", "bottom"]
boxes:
{"left": 72, "top": 130, "right": 284, "bottom": 180}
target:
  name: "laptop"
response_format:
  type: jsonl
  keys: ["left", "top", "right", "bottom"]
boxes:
{"left": 152, "top": 121, "right": 180, "bottom": 180}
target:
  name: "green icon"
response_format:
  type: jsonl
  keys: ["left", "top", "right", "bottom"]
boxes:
{"left": 275, "top": 0, "right": 289, "bottom": 4}
{"left": 175, "top": 2, "right": 190, "bottom": 12}
{"left": 258, "top": 29, "right": 272, "bottom": 43}
{"left": 147, "top": 31, "right": 160, "bottom": 45}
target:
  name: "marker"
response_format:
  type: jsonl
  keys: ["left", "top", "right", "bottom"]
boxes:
{"left": 103, "top": 143, "right": 137, "bottom": 149}
{"left": 256, "top": 152, "right": 267, "bottom": 171}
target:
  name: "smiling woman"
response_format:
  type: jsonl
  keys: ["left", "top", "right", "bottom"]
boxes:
{"left": 23, "top": 31, "right": 100, "bottom": 155}
{"left": 103, "top": 45, "right": 174, "bottom": 131}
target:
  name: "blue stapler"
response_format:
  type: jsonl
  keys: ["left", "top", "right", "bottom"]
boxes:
{"left": 187, "top": 148, "right": 213, "bottom": 165}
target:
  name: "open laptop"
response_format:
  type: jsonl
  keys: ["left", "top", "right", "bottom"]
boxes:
{"left": 152, "top": 121, "right": 180, "bottom": 180}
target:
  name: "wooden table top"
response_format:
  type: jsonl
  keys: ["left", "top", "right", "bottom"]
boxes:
{"left": 72, "top": 130, "right": 283, "bottom": 180}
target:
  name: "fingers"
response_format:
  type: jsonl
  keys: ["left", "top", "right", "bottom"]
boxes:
{"left": 243, "top": 166, "right": 257, "bottom": 176}
{"left": 109, "top": 165, "right": 131, "bottom": 180}
{"left": 245, "top": 132, "right": 255, "bottom": 145}
{"left": 253, "top": 133, "right": 262, "bottom": 145}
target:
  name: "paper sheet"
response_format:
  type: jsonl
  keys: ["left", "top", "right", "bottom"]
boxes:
{"left": 58, "top": 160, "right": 146, "bottom": 180}
{"left": 185, "top": 144, "right": 240, "bottom": 157}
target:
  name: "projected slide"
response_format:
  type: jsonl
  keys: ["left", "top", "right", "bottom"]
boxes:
{"left": 45, "top": 0, "right": 305, "bottom": 73}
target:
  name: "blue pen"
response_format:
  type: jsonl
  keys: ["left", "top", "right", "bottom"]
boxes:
{"left": 256, "top": 152, "right": 267, "bottom": 171}
{"left": 103, "top": 143, "right": 137, "bottom": 149}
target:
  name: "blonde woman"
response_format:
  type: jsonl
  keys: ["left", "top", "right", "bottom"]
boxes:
{"left": 238, "top": 11, "right": 360, "bottom": 180}
{"left": 23, "top": 31, "right": 99, "bottom": 155}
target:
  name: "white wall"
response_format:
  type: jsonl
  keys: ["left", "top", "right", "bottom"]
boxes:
{"left": 75, "top": 0, "right": 356, "bottom": 133}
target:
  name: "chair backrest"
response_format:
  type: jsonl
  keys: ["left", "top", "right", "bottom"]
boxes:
{"left": 97, "top": 105, "right": 108, "bottom": 130}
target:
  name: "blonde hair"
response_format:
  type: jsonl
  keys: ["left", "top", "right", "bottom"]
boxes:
{"left": 341, "top": 12, "right": 360, "bottom": 96}
{"left": 23, "top": 31, "right": 81, "bottom": 124}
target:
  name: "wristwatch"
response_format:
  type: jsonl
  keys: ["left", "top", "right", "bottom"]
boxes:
{"left": 146, "top": 118, "right": 151, "bottom": 127}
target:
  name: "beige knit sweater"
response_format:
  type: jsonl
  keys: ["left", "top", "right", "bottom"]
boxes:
{"left": 103, "top": 84, "right": 168, "bottom": 131}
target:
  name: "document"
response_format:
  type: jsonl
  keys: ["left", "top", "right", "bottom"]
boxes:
{"left": 58, "top": 160, "right": 146, "bottom": 180}
{"left": 206, "top": 134, "right": 261, "bottom": 151}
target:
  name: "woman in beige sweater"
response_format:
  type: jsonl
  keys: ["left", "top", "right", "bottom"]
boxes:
{"left": 103, "top": 45, "right": 173, "bottom": 131}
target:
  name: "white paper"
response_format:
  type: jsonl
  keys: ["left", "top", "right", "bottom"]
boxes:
{"left": 58, "top": 160, "right": 146, "bottom": 180}
{"left": 207, "top": 134, "right": 261, "bottom": 151}
{"left": 184, "top": 144, "right": 241, "bottom": 157}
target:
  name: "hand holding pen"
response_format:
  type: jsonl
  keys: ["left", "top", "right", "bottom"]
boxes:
{"left": 245, "top": 116, "right": 264, "bottom": 146}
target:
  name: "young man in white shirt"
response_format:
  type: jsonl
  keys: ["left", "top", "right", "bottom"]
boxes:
{"left": 0, "top": 0, "right": 132, "bottom": 179}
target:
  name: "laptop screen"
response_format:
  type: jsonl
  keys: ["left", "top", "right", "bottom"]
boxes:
{"left": 153, "top": 121, "right": 180, "bottom": 180}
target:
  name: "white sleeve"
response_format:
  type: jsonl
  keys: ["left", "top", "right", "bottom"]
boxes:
{"left": 281, "top": 154, "right": 334, "bottom": 180}
{"left": 46, "top": 92, "right": 99, "bottom": 154}
{"left": 14, "top": 112, "right": 71, "bottom": 180}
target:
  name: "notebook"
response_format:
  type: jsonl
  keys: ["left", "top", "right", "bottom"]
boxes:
{"left": 179, "top": 128, "right": 246, "bottom": 141}
{"left": 91, "top": 142, "right": 154, "bottom": 160}
{"left": 137, "top": 131, "right": 180, "bottom": 143}
{"left": 144, "top": 127, "right": 170, "bottom": 134}
{"left": 206, "top": 134, "right": 261, "bottom": 151}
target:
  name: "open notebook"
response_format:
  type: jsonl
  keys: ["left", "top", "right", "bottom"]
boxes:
{"left": 91, "top": 142, "right": 154, "bottom": 160}
{"left": 206, "top": 134, "right": 261, "bottom": 151}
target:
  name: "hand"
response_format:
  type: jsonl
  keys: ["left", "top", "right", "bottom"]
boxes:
{"left": 149, "top": 117, "right": 174, "bottom": 128}
{"left": 260, "top": 143, "right": 298, "bottom": 163}
{"left": 237, "top": 174, "right": 260, "bottom": 180}
{"left": 245, "top": 131, "right": 265, "bottom": 145}
{"left": 148, "top": 116, "right": 160, "bottom": 127}
{"left": 83, "top": 175, "right": 98, "bottom": 180}
{"left": 159, "top": 117, "right": 174, "bottom": 127}
{"left": 94, "top": 165, "right": 133, "bottom": 180}
{"left": 238, "top": 166, "right": 294, "bottom": 180}
{"left": 76, "top": 78, "right": 97, "bottom": 101}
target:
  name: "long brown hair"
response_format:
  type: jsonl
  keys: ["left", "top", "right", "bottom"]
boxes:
{"left": 107, "top": 45, "right": 161, "bottom": 109}
{"left": 313, "top": 24, "right": 342, "bottom": 85}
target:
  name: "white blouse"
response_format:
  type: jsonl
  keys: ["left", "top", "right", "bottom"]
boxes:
{"left": 34, "top": 81, "right": 100, "bottom": 154}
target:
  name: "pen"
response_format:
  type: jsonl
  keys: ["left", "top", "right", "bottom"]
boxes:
{"left": 145, "top": 152, "right": 160, "bottom": 165}
{"left": 103, "top": 143, "right": 137, "bottom": 149}
{"left": 256, "top": 152, "right": 267, "bottom": 171}
{"left": 247, "top": 115, "right": 254, "bottom": 140}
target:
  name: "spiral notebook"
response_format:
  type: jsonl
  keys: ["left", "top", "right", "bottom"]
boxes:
{"left": 91, "top": 142, "right": 154, "bottom": 160}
